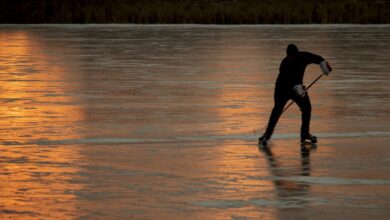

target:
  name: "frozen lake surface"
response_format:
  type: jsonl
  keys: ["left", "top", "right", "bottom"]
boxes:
{"left": 0, "top": 24, "right": 389, "bottom": 219}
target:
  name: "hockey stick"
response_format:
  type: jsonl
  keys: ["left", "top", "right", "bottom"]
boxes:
{"left": 281, "top": 73, "right": 324, "bottom": 113}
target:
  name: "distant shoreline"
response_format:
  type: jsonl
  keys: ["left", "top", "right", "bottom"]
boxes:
{"left": 1, "top": 0, "right": 389, "bottom": 24}
{"left": 1, "top": 24, "right": 390, "bottom": 26}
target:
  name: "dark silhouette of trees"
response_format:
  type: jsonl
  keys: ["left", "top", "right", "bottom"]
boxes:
{"left": 0, "top": 0, "right": 388, "bottom": 24}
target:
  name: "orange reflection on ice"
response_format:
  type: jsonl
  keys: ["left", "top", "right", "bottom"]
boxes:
{"left": 0, "top": 31, "right": 84, "bottom": 142}
{"left": 0, "top": 31, "right": 85, "bottom": 219}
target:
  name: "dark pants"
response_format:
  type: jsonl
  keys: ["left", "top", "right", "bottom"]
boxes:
{"left": 265, "top": 88, "right": 311, "bottom": 138}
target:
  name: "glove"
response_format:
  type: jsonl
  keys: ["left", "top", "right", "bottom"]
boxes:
{"left": 293, "top": 84, "right": 306, "bottom": 98}
{"left": 320, "top": 60, "right": 332, "bottom": 75}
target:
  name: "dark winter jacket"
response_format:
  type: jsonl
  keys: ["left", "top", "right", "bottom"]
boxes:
{"left": 275, "top": 51, "right": 324, "bottom": 90}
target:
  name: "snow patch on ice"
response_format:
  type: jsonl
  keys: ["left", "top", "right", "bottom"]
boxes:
{"left": 278, "top": 176, "right": 390, "bottom": 185}
{"left": 2, "top": 131, "right": 389, "bottom": 146}
{"left": 190, "top": 196, "right": 329, "bottom": 209}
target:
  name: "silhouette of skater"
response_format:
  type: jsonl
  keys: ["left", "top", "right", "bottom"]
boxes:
{"left": 259, "top": 44, "right": 332, "bottom": 146}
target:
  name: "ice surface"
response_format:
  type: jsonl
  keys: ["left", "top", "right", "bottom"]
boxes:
{"left": 0, "top": 24, "right": 389, "bottom": 219}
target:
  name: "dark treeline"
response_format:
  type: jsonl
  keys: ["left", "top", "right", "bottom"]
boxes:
{"left": 1, "top": 0, "right": 389, "bottom": 24}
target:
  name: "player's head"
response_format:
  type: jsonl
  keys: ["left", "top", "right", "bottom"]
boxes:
{"left": 286, "top": 44, "right": 299, "bottom": 58}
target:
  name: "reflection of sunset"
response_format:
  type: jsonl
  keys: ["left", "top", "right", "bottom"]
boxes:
{"left": 0, "top": 146, "right": 85, "bottom": 219}
{"left": 205, "top": 37, "right": 274, "bottom": 219}
{"left": 0, "top": 31, "right": 84, "bottom": 141}
{"left": 211, "top": 34, "right": 275, "bottom": 135}
{"left": 0, "top": 31, "right": 85, "bottom": 219}
{"left": 217, "top": 84, "right": 265, "bottom": 134}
